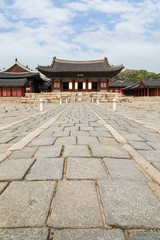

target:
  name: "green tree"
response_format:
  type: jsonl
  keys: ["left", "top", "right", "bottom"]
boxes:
{"left": 112, "top": 69, "right": 159, "bottom": 82}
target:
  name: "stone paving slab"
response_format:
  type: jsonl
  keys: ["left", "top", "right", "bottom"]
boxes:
{"left": 77, "top": 136, "right": 99, "bottom": 145}
{"left": 104, "top": 158, "right": 147, "bottom": 181}
{"left": 130, "top": 231, "right": 160, "bottom": 240}
{"left": 70, "top": 131, "right": 90, "bottom": 136}
{"left": 64, "top": 126, "right": 79, "bottom": 131}
{"left": 27, "top": 158, "right": 64, "bottom": 180}
{"left": 0, "top": 136, "right": 16, "bottom": 144}
{"left": 0, "top": 182, "right": 8, "bottom": 194}
{"left": 63, "top": 145, "right": 90, "bottom": 157}
{"left": 91, "top": 131, "right": 112, "bottom": 137}
{"left": 0, "top": 228, "right": 49, "bottom": 240}
{"left": 140, "top": 132, "right": 160, "bottom": 142}
{"left": 54, "top": 136, "right": 76, "bottom": 145}
{"left": 49, "top": 181, "right": 103, "bottom": 228}
{"left": 0, "top": 158, "right": 35, "bottom": 180}
{"left": 128, "top": 141, "right": 152, "bottom": 150}
{"left": 147, "top": 141, "right": 160, "bottom": 150}
{"left": 90, "top": 144, "right": 130, "bottom": 158}
{"left": 93, "top": 126, "right": 108, "bottom": 132}
{"left": 152, "top": 162, "right": 160, "bottom": 171}
{"left": 0, "top": 181, "right": 56, "bottom": 227}
{"left": 98, "top": 137, "right": 120, "bottom": 146}
{"left": 138, "top": 150, "right": 160, "bottom": 163}
{"left": 98, "top": 179, "right": 160, "bottom": 228}
{"left": 9, "top": 147, "right": 37, "bottom": 159}
{"left": 53, "top": 229, "right": 125, "bottom": 240}
{"left": 28, "top": 137, "right": 56, "bottom": 146}
{"left": 121, "top": 134, "right": 145, "bottom": 141}
{"left": 67, "top": 158, "right": 107, "bottom": 179}
{"left": 80, "top": 126, "right": 94, "bottom": 131}
{"left": 52, "top": 131, "right": 70, "bottom": 137}
{"left": 35, "top": 145, "right": 62, "bottom": 158}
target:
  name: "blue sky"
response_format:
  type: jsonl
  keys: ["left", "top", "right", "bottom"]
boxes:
{"left": 0, "top": 0, "right": 160, "bottom": 73}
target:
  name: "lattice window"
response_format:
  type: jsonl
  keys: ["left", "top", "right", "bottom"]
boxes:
{"left": 54, "top": 82, "right": 60, "bottom": 88}
{"left": 101, "top": 82, "right": 107, "bottom": 88}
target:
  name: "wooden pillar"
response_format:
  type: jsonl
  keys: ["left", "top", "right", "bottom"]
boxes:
{"left": 51, "top": 78, "right": 54, "bottom": 91}
{"left": 156, "top": 88, "right": 159, "bottom": 96}
{"left": 72, "top": 79, "right": 75, "bottom": 91}
{"left": 107, "top": 79, "right": 109, "bottom": 91}
{"left": 147, "top": 88, "right": 150, "bottom": 96}
{"left": 86, "top": 79, "right": 88, "bottom": 91}
{"left": 97, "top": 79, "right": 100, "bottom": 92}
{"left": 60, "top": 79, "right": 62, "bottom": 91}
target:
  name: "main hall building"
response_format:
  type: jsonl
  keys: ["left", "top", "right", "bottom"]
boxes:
{"left": 37, "top": 57, "right": 124, "bottom": 92}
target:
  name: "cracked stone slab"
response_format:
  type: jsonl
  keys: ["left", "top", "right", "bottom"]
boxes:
{"left": 28, "top": 137, "right": 56, "bottom": 146}
{"left": 54, "top": 136, "right": 76, "bottom": 145}
{"left": 63, "top": 145, "right": 90, "bottom": 157}
{"left": 104, "top": 158, "right": 147, "bottom": 181}
{"left": 9, "top": 147, "right": 37, "bottom": 159}
{"left": 27, "top": 158, "right": 64, "bottom": 180}
{"left": 130, "top": 231, "right": 160, "bottom": 240}
{"left": 0, "top": 182, "right": 8, "bottom": 194}
{"left": 0, "top": 158, "right": 35, "bottom": 180}
{"left": 98, "top": 179, "right": 160, "bottom": 228}
{"left": 67, "top": 158, "right": 107, "bottom": 179}
{"left": 49, "top": 181, "right": 103, "bottom": 228}
{"left": 0, "top": 228, "right": 49, "bottom": 240}
{"left": 35, "top": 145, "right": 62, "bottom": 158}
{"left": 90, "top": 144, "right": 130, "bottom": 158}
{"left": 53, "top": 229, "right": 125, "bottom": 240}
{"left": 0, "top": 181, "right": 56, "bottom": 227}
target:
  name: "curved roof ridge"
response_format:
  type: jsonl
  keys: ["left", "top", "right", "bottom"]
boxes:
{"left": 54, "top": 58, "right": 108, "bottom": 64}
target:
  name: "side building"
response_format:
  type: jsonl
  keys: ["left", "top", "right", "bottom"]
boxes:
{"left": 109, "top": 82, "right": 133, "bottom": 94}
{"left": 37, "top": 57, "right": 124, "bottom": 92}
{"left": 0, "top": 59, "right": 44, "bottom": 97}
{"left": 123, "top": 79, "right": 160, "bottom": 97}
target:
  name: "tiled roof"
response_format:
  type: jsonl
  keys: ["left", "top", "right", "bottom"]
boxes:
{"left": 0, "top": 79, "right": 27, "bottom": 87}
{"left": 142, "top": 79, "right": 160, "bottom": 87}
{"left": 37, "top": 57, "right": 124, "bottom": 78}
{"left": 123, "top": 79, "right": 160, "bottom": 91}
{"left": 0, "top": 72, "right": 38, "bottom": 79}
{"left": 109, "top": 82, "right": 133, "bottom": 87}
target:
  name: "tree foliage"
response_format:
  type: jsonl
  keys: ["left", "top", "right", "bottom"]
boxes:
{"left": 112, "top": 69, "right": 160, "bottom": 82}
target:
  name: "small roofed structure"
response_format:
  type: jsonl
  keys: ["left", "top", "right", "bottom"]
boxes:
{"left": 0, "top": 59, "right": 44, "bottom": 97}
{"left": 109, "top": 82, "right": 133, "bottom": 94}
{"left": 123, "top": 79, "right": 160, "bottom": 96}
{"left": 37, "top": 57, "right": 124, "bottom": 92}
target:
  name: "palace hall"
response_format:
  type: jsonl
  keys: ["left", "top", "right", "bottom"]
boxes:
{"left": 37, "top": 57, "right": 124, "bottom": 92}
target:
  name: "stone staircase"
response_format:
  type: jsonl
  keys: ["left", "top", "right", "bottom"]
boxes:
{"left": 0, "top": 92, "right": 133, "bottom": 104}
{"left": 22, "top": 92, "right": 129, "bottom": 103}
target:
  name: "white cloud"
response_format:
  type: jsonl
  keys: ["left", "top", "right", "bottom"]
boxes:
{"left": 0, "top": 0, "right": 160, "bottom": 73}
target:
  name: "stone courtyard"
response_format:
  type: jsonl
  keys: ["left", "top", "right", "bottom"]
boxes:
{"left": 0, "top": 101, "right": 160, "bottom": 240}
